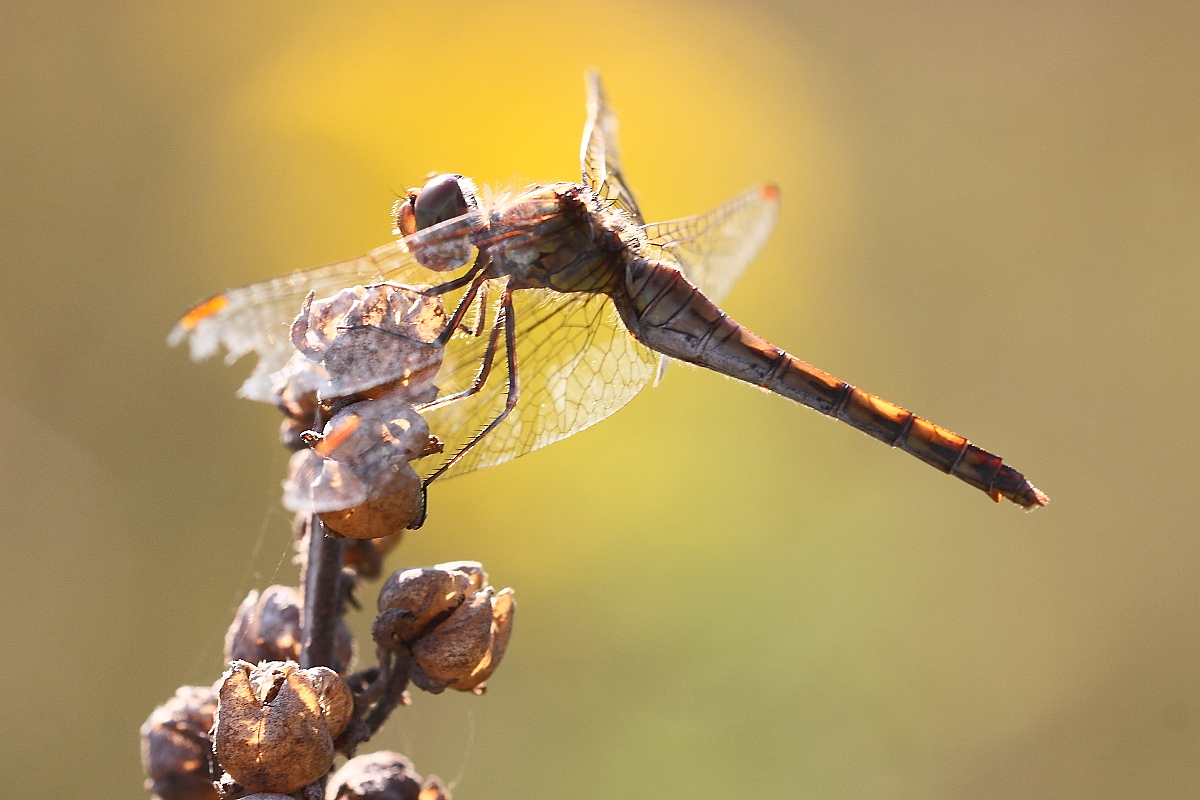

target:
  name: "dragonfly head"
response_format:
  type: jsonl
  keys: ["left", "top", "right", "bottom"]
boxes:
{"left": 393, "top": 173, "right": 479, "bottom": 237}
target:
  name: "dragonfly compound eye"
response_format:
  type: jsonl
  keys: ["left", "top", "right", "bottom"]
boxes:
{"left": 413, "top": 173, "right": 470, "bottom": 230}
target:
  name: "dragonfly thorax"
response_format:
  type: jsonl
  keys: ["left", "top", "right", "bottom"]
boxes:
{"left": 482, "top": 182, "right": 633, "bottom": 296}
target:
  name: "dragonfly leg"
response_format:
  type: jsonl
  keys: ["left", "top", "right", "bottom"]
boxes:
{"left": 419, "top": 255, "right": 486, "bottom": 296}
{"left": 420, "top": 250, "right": 492, "bottom": 336}
{"left": 433, "top": 271, "right": 490, "bottom": 347}
{"left": 421, "top": 286, "right": 519, "bottom": 487}
{"left": 458, "top": 282, "right": 490, "bottom": 337}
{"left": 332, "top": 270, "right": 488, "bottom": 350}
{"left": 414, "top": 292, "right": 505, "bottom": 415}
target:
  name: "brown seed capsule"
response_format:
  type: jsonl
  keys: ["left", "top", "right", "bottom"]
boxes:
{"left": 224, "top": 586, "right": 355, "bottom": 674}
{"left": 316, "top": 462, "right": 424, "bottom": 539}
{"left": 213, "top": 661, "right": 354, "bottom": 794}
{"left": 141, "top": 685, "right": 219, "bottom": 800}
{"left": 373, "top": 562, "right": 515, "bottom": 694}
{"left": 272, "top": 352, "right": 329, "bottom": 423}
{"left": 454, "top": 587, "right": 514, "bottom": 691}
{"left": 431, "top": 560, "right": 487, "bottom": 593}
{"left": 374, "top": 566, "right": 474, "bottom": 647}
{"left": 289, "top": 283, "right": 446, "bottom": 402}
{"left": 283, "top": 399, "right": 430, "bottom": 537}
{"left": 325, "top": 751, "right": 423, "bottom": 800}
{"left": 409, "top": 589, "right": 496, "bottom": 692}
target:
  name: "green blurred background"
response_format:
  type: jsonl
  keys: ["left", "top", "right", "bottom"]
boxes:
{"left": 3, "top": 2, "right": 1199, "bottom": 798}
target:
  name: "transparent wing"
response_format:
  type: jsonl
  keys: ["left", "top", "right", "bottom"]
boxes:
{"left": 168, "top": 240, "right": 436, "bottom": 401}
{"left": 580, "top": 70, "right": 644, "bottom": 225}
{"left": 419, "top": 283, "right": 657, "bottom": 481}
{"left": 641, "top": 184, "right": 780, "bottom": 304}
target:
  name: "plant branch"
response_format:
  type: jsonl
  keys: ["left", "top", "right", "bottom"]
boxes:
{"left": 300, "top": 514, "right": 347, "bottom": 669}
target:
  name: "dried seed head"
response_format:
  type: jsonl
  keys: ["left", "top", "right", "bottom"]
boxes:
{"left": 317, "top": 463, "right": 423, "bottom": 539}
{"left": 459, "top": 587, "right": 514, "bottom": 690}
{"left": 409, "top": 589, "right": 495, "bottom": 692}
{"left": 272, "top": 352, "right": 329, "bottom": 423}
{"left": 373, "top": 562, "right": 515, "bottom": 694}
{"left": 289, "top": 283, "right": 446, "bottom": 402}
{"left": 141, "top": 685, "right": 219, "bottom": 800}
{"left": 213, "top": 661, "right": 354, "bottom": 794}
{"left": 224, "top": 586, "right": 355, "bottom": 674}
{"left": 325, "top": 751, "right": 422, "bottom": 800}
{"left": 283, "top": 399, "right": 430, "bottom": 536}
{"left": 374, "top": 566, "right": 474, "bottom": 646}
{"left": 279, "top": 417, "right": 309, "bottom": 451}
{"left": 314, "top": 400, "right": 431, "bottom": 465}
{"left": 431, "top": 560, "right": 487, "bottom": 592}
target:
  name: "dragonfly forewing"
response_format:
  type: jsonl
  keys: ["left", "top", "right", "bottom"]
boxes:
{"left": 581, "top": 70, "right": 644, "bottom": 225}
{"left": 169, "top": 240, "right": 432, "bottom": 401}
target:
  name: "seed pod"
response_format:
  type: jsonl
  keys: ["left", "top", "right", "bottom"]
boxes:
{"left": 141, "top": 685, "right": 219, "bottom": 800}
{"left": 374, "top": 566, "right": 474, "bottom": 647}
{"left": 410, "top": 587, "right": 515, "bottom": 694}
{"left": 454, "top": 587, "right": 514, "bottom": 691}
{"left": 431, "top": 560, "right": 486, "bottom": 592}
{"left": 326, "top": 751, "right": 422, "bottom": 800}
{"left": 373, "top": 562, "right": 515, "bottom": 694}
{"left": 409, "top": 590, "right": 494, "bottom": 692}
{"left": 224, "top": 586, "right": 355, "bottom": 674}
{"left": 316, "top": 462, "right": 423, "bottom": 539}
{"left": 272, "top": 352, "right": 329, "bottom": 424}
{"left": 213, "top": 661, "right": 354, "bottom": 794}
{"left": 283, "top": 399, "right": 430, "bottom": 537}
{"left": 289, "top": 283, "right": 446, "bottom": 402}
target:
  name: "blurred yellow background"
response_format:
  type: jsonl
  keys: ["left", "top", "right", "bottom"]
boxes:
{"left": 3, "top": 1, "right": 1199, "bottom": 798}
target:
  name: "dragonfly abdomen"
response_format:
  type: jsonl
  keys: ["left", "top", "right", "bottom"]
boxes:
{"left": 619, "top": 258, "right": 1048, "bottom": 509}
{"left": 822, "top": 383, "right": 1048, "bottom": 509}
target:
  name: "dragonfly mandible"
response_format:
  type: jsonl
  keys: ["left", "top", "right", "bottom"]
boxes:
{"left": 171, "top": 72, "right": 1047, "bottom": 510}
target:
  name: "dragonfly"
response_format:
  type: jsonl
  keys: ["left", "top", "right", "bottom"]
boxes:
{"left": 171, "top": 72, "right": 1048, "bottom": 510}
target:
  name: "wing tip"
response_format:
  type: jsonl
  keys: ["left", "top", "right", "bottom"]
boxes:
{"left": 176, "top": 294, "right": 230, "bottom": 334}
{"left": 761, "top": 184, "right": 781, "bottom": 202}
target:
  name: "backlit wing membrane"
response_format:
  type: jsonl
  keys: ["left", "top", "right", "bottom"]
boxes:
{"left": 419, "top": 283, "right": 657, "bottom": 481}
{"left": 168, "top": 240, "right": 435, "bottom": 401}
{"left": 641, "top": 184, "right": 780, "bottom": 303}
{"left": 581, "top": 71, "right": 644, "bottom": 225}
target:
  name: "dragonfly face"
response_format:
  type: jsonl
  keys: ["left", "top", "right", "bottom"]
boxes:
{"left": 172, "top": 71, "right": 1047, "bottom": 511}
{"left": 394, "top": 173, "right": 478, "bottom": 238}
{"left": 392, "top": 174, "right": 482, "bottom": 272}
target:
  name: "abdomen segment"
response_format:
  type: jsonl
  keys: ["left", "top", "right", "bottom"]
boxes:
{"left": 619, "top": 260, "right": 1048, "bottom": 509}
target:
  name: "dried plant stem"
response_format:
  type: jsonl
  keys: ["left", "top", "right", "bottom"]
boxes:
{"left": 300, "top": 514, "right": 347, "bottom": 670}
{"left": 363, "top": 648, "right": 411, "bottom": 737}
